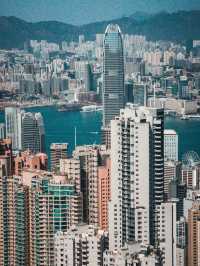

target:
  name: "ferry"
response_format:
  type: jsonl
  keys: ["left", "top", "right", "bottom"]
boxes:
{"left": 57, "top": 103, "right": 82, "bottom": 112}
{"left": 81, "top": 105, "right": 103, "bottom": 112}
{"left": 181, "top": 114, "right": 200, "bottom": 120}
{"left": 180, "top": 115, "right": 189, "bottom": 120}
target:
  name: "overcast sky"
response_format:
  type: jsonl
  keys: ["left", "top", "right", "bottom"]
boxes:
{"left": 1, "top": 0, "right": 200, "bottom": 25}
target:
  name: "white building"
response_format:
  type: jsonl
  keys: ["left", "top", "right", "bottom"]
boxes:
{"left": 176, "top": 247, "right": 185, "bottom": 266}
{"left": 164, "top": 160, "right": 181, "bottom": 200}
{"left": 156, "top": 202, "right": 177, "bottom": 266}
{"left": 60, "top": 158, "right": 81, "bottom": 192}
{"left": 109, "top": 105, "right": 164, "bottom": 250}
{"left": 148, "top": 97, "right": 198, "bottom": 115}
{"left": 176, "top": 217, "right": 187, "bottom": 266}
{"left": 103, "top": 243, "right": 161, "bottom": 266}
{"left": 164, "top": 129, "right": 178, "bottom": 161}
{"left": 5, "top": 107, "right": 22, "bottom": 150}
{"left": 54, "top": 224, "right": 108, "bottom": 266}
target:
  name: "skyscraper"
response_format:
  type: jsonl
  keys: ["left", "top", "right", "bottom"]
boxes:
{"left": 5, "top": 107, "right": 22, "bottom": 150}
{"left": 109, "top": 104, "right": 164, "bottom": 250}
{"left": 102, "top": 24, "right": 124, "bottom": 127}
{"left": 5, "top": 108, "right": 45, "bottom": 154}
{"left": 22, "top": 112, "right": 45, "bottom": 154}
{"left": 133, "top": 83, "right": 147, "bottom": 106}
{"left": 164, "top": 129, "right": 178, "bottom": 161}
{"left": 155, "top": 202, "right": 177, "bottom": 266}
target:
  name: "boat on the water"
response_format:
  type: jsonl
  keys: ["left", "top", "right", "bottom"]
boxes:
{"left": 57, "top": 103, "right": 82, "bottom": 112}
{"left": 81, "top": 105, "right": 103, "bottom": 112}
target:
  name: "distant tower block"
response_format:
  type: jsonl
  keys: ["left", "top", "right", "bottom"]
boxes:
{"left": 50, "top": 143, "right": 68, "bottom": 172}
{"left": 101, "top": 126, "right": 111, "bottom": 150}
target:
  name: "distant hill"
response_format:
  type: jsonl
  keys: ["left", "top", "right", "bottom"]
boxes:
{"left": 0, "top": 10, "right": 200, "bottom": 49}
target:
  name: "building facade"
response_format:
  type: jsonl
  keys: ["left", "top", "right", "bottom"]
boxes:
{"left": 103, "top": 24, "right": 124, "bottom": 127}
{"left": 54, "top": 224, "right": 108, "bottom": 266}
{"left": 22, "top": 112, "right": 45, "bottom": 154}
{"left": 5, "top": 107, "right": 22, "bottom": 150}
{"left": 50, "top": 143, "right": 68, "bottom": 172}
{"left": 164, "top": 129, "right": 178, "bottom": 161}
{"left": 109, "top": 105, "right": 164, "bottom": 250}
{"left": 188, "top": 202, "right": 200, "bottom": 266}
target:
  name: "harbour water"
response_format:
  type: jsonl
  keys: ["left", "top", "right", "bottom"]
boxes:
{"left": 1, "top": 106, "right": 200, "bottom": 160}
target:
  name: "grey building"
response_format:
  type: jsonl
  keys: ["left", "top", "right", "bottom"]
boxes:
{"left": 22, "top": 112, "right": 45, "bottom": 153}
{"left": 133, "top": 83, "right": 147, "bottom": 106}
{"left": 102, "top": 24, "right": 124, "bottom": 127}
{"left": 0, "top": 123, "right": 5, "bottom": 139}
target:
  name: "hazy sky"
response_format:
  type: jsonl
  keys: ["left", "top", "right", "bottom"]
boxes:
{"left": 1, "top": 0, "right": 200, "bottom": 24}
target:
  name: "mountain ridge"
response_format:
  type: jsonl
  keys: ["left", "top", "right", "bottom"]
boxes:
{"left": 0, "top": 10, "right": 200, "bottom": 49}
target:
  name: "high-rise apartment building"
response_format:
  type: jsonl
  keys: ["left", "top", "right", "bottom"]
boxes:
{"left": 176, "top": 217, "right": 187, "bottom": 266}
{"left": 155, "top": 202, "right": 177, "bottom": 266}
{"left": 0, "top": 142, "right": 28, "bottom": 266}
{"left": 22, "top": 112, "right": 45, "bottom": 154}
{"left": 0, "top": 139, "right": 16, "bottom": 266}
{"left": 101, "top": 126, "right": 111, "bottom": 150}
{"left": 102, "top": 24, "right": 124, "bottom": 127}
{"left": 109, "top": 104, "right": 164, "bottom": 250}
{"left": 0, "top": 138, "right": 13, "bottom": 176}
{"left": 74, "top": 61, "right": 93, "bottom": 91}
{"left": 73, "top": 145, "right": 109, "bottom": 226}
{"left": 168, "top": 180, "right": 187, "bottom": 221}
{"left": 50, "top": 143, "right": 68, "bottom": 172}
{"left": 164, "top": 160, "right": 181, "bottom": 200}
{"left": 5, "top": 107, "right": 22, "bottom": 150}
{"left": 20, "top": 175, "right": 82, "bottom": 266}
{"left": 188, "top": 202, "right": 200, "bottom": 266}
{"left": 54, "top": 224, "right": 108, "bottom": 266}
{"left": 164, "top": 129, "right": 178, "bottom": 161}
{"left": 98, "top": 158, "right": 111, "bottom": 230}
{"left": 60, "top": 157, "right": 81, "bottom": 192}
{"left": 181, "top": 164, "right": 200, "bottom": 189}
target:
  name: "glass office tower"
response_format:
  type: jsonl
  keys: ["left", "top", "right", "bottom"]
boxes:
{"left": 103, "top": 24, "right": 124, "bottom": 127}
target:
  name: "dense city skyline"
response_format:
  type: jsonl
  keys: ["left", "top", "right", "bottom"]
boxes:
{"left": 0, "top": 0, "right": 200, "bottom": 262}
{"left": 1, "top": 0, "right": 200, "bottom": 24}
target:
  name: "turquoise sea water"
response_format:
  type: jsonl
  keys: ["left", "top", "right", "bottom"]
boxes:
{"left": 1, "top": 106, "right": 200, "bottom": 161}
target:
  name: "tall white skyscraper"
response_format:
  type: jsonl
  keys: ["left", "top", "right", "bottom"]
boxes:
{"left": 5, "top": 107, "right": 22, "bottom": 150}
{"left": 109, "top": 104, "right": 164, "bottom": 250}
{"left": 164, "top": 129, "right": 178, "bottom": 161}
